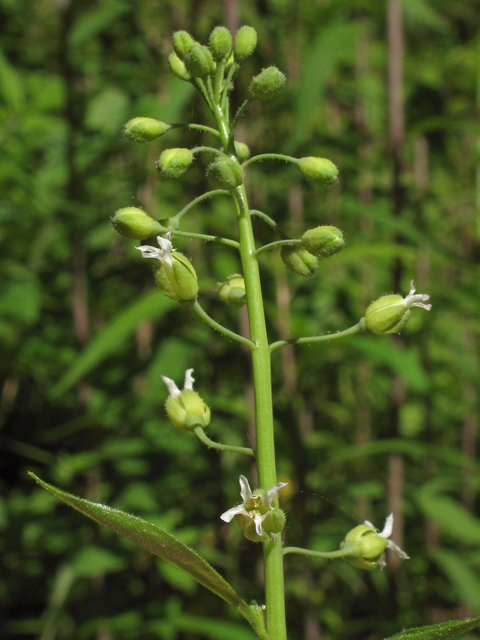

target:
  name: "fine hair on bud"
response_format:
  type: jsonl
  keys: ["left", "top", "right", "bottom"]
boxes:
{"left": 123, "top": 117, "right": 171, "bottom": 143}
{"left": 281, "top": 245, "right": 318, "bottom": 278}
{"left": 207, "top": 158, "right": 244, "bottom": 191}
{"left": 298, "top": 157, "right": 338, "bottom": 186}
{"left": 158, "top": 148, "right": 193, "bottom": 178}
{"left": 184, "top": 45, "right": 214, "bottom": 78}
{"left": 233, "top": 25, "right": 257, "bottom": 60}
{"left": 234, "top": 141, "right": 250, "bottom": 162}
{"left": 209, "top": 26, "right": 232, "bottom": 61}
{"left": 173, "top": 30, "right": 196, "bottom": 60}
{"left": 301, "top": 225, "right": 344, "bottom": 258}
{"left": 249, "top": 67, "right": 286, "bottom": 101}
{"left": 168, "top": 52, "right": 191, "bottom": 81}
{"left": 112, "top": 207, "right": 162, "bottom": 240}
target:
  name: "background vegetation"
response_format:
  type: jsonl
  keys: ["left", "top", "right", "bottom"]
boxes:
{"left": 1, "top": 0, "right": 480, "bottom": 639}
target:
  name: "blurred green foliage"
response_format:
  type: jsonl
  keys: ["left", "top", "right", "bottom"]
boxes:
{"left": 0, "top": 1, "right": 479, "bottom": 639}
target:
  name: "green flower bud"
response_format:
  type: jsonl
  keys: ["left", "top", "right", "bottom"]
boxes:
{"left": 162, "top": 369, "right": 210, "bottom": 431}
{"left": 136, "top": 235, "right": 198, "bottom": 302}
{"left": 280, "top": 245, "right": 318, "bottom": 278}
{"left": 184, "top": 45, "right": 214, "bottom": 78}
{"left": 225, "top": 54, "right": 235, "bottom": 73}
{"left": 249, "top": 66, "right": 286, "bottom": 101}
{"left": 365, "top": 281, "right": 431, "bottom": 335}
{"left": 207, "top": 157, "right": 244, "bottom": 191}
{"left": 112, "top": 207, "right": 162, "bottom": 240}
{"left": 217, "top": 274, "right": 246, "bottom": 308}
{"left": 158, "top": 148, "right": 193, "bottom": 178}
{"left": 298, "top": 157, "right": 338, "bottom": 186}
{"left": 243, "top": 508, "right": 286, "bottom": 543}
{"left": 234, "top": 141, "right": 250, "bottom": 162}
{"left": 234, "top": 26, "right": 257, "bottom": 60}
{"left": 123, "top": 117, "right": 171, "bottom": 143}
{"left": 173, "top": 30, "right": 196, "bottom": 60}
{"left": 168, "top": 52, "right": 191, "bottom": 81}
{"left": 209, "top": 26, "right": 232, "bottom": 61}
{"left": 301, "top": 225, "right": 344, "bottom": 258}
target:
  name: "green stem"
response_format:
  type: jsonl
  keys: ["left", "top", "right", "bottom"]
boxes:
{"left": 221, "top": 62, "right": 238, "bottom": 116}
{"left": 191, "top": 146, "right": 225, "bottom": 157}
{"left": 229, "top": 98, "right": 253, "bottom": 142}
{"left": 190, "top": 300, "right": 255, "bottom": 350}
{"left": 165, "top": 229, "right": 240, "bottom": 250}
{"left": 250, "top": 209, "right": 279, "bottom": 231}
{"left": 193, "top": 78, "right": 215, "bottom": 112}
{"left": 242, "top": 153, "right": 299, "bottom": 170}
{"left": 232, "top": 185, "right": 287, "bottom": 640}
{"left": 283, "top": 542, "right": 358, "bottom": 559}
{"left": 169, "top": 189, "right": 229, "bottom": 227}
{"left": 193, "top": 427, "right": 254, "bottom": 457}
{"left": 253, "top": 238, "right": 301, "bottom": 258}
{"left": 169, "top": 123, "right": 220, "bottom": 138}
{"left": 270, "top": 319, "right": 366, "bottom": 353}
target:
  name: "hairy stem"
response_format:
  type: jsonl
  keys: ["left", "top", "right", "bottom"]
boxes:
{"left": 194, "top": 427, "right": 254, "bottom": 457}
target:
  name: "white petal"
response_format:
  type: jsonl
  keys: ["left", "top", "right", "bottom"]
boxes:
{"left": 161, "top": 375, "right": 181, "bottom": 399}
{"left": 364, "top": 520, "right": 375, "bottom": 530}
{"left": 379, "top": 513, "right": 394, "bottom": 538}
{"left": 408, "top": 280, "right": 416, "bottom": 296}
{"left": 378, "top": 555, "right": 387, "bottom": 570}
{"left": 239, "top": 475, "right": 254, "bottom": 507}
{"left": 387, "top": 540, "right": 409, "bottom": 560}
{"left": 220, "top": 505, "right": 250, "bottom": 523}
{"left": 157, "top": 235, "right": 173, "bottom": 255}
{"left": 135, "top": 245, "right": 162, "bottom": 260}
{"left": 184, "top": 369, "right": 195, "bottom": 390}
{"left": 254, "top": 512, "right": 268, "bottom": 537}
{"left": 261, "top": 482, "right": 288, "bottom": 508}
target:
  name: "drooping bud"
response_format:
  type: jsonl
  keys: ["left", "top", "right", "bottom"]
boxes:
{"left": 365, "top": 281, "right": 431, "bottom": 335}
{"left": 249, "top": 66, "right": 286, "bottom": 101}
{"left": 280, "top": 245, "right": 318, "bottom": 278}
{"left": 234, "top": 141, "right": 250, "bottom": 162}
{"left": 123, "top": 117, "right": 172, "bottom": 143}
{"left": 207, "top": 157, "right": 244, "bottom": 191}
{"left": 173, "top": 30, "right": 196, "bottom": 60}
{"left": 158, "top": 148, "right": 193, "bottom": 178}
{"left": 112, "top": 207, "right": 162, "bottom": 240}
{"left": 136, "top": 235, "right": 198, "bottom": 302}
{"left": 168, "top": 52, "right": 191, "bottom": 81}
{"left": 301, "top": 225, "right": 344, "bottom": 258}
{"left": 298, "top": 157, "right": 338, "bottom": 186}
{"left": 162, "top": 369, "right": 211, "bottom": 431}
{"left": 184, "top": 45, "right": 214, "bottom": 78}
{"left": 217, "top": 274, "right": 246, "bottom": 308}
{"left": 209, "top": 26, "right": 232, "bottom": 61}
{"left": 233, "top": 26, "right": 257, "bottom": 60}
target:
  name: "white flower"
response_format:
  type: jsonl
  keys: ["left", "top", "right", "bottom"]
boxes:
{"left": 403, "top": 280, "right": 431, "bottom": 311}
{"left": 161, "top": 368, "right": 195, "bottom": 399}
{"left": 364, "top": 513, "right": 410, "bottom": 569}
{"left": 220, "top": 475, "right": 287, "bottom": 542}
{"left": 136, "top": 233, "right": 174, "bottom": 267}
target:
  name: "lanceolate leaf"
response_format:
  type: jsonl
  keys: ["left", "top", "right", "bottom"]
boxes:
{"left": 384, "top": 617, "right": 480, "bottom": 640}
{"left": 29, "top": 474, "right": 268, "bottom": 640}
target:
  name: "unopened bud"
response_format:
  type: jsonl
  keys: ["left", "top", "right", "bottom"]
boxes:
{"left": 158, "top": 148, "right": 193, "bottom": 178}
{"left": 341, "top": 523, "right": 389, "bottom": 571}
{"left": 234, "top": 26, "right": 257, "bottom": 60}
{"left": 173, "top": 31, "right": 196, "bottom": 60}
{"left": 249, "top": 66, "right": 286, "bottom": 101}
{"left": 218, "top": 274, "right": 246, "bottom": 308}
{"left": 169, "top": 52, "right": 191, "bottom": 81}
{"left": 162, "top": 369, "right": 210, "bottom": 431}
{"left": 298, "top": 157, "right": 338, "bottom": 186}
{"left": 184, "top": 45, "right": 214, "bottom": 78}
{"left": 112, "top": 207, "right": 162, "bottom": 240}
{"left": 281, "top": 245, "right": 318, "bottom": 278}
{"left": 123, "top": 117, "right": 171, "bottom": 143}
{"left": 207, "top": 158, "right": 244, "bottom": 191}
{"left": 365, "top": 281, "right": 431, "bottom": 335}
{"left": 234, "top": 141, "right": 250, "bottom": 162}
{"left": 209, "top": 26, "right": 232, "bottom": 61}
{"left": 302, "top": 225, "right": 344, "bottom": 258}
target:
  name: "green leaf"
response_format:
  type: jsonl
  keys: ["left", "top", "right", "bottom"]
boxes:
{"left": 416, "top": 487, "right": 480, "bottom": 545}
{"left": 384, "top": 616, "right": 480, "bottom": 640}
{"left": 433, "top": 551, "right": 480, "bottom": 613}
{"left": 29, "top": 474, "right": 268, "bottom": 640}
{"left": 51, "top": 291, "right": 176, "bottom": 397}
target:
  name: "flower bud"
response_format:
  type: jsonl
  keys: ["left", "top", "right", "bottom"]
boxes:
{"left": 280, "top": 245, "right": 318, "bottom": 278}
{"left": 341, "top": 523, "right": 389, "bottom": 571}
{"left": 158, "top": 148, "right": 193, "bottom": 178}
{"left": 184, "top": 45, "right": 214, "bottom": 78}
{"left": 112, "top": 207, "right": 162, "bottom": 240}
{"left": 249, "top": 66, "right": 286, "bottom": 101}
{"left": 209, "top": 26, "right": 232, "bottom": 61}
{"left": 207, "top": 158, "right": 244, "bottom": 191}
{"left": 162, "top": 369, "right": 210, "bottom": 431}
{"left": 136, "top": 235, "right": 198, "bottom": 302}
{"left": 168, "top": 52, "right": 191, "bottom": 81}
{"left": 243, "top": 508, "right": 286, "bottom": 543}
{"left": 301, "top": 225, "right": 344, "bottom": 258}
{"left": 298, "top": 157, "right": 338, "bottom": 186}
{"left": 123, "top": 117, "right": 171, "bottom": 143}
{"left": 217, "top": 274, "right": 246, "bottom": 308}
{"left": 365, "top": 281, "right": 431, "bottom": 335}
{"left": 234, "top": 26, "right": 257, "bottom": 60}
{"left": 234, "top": 141, "right": 250, "bottom": 162}
{"left": 173, "top": 30, "right": 196, "bottom": 60}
